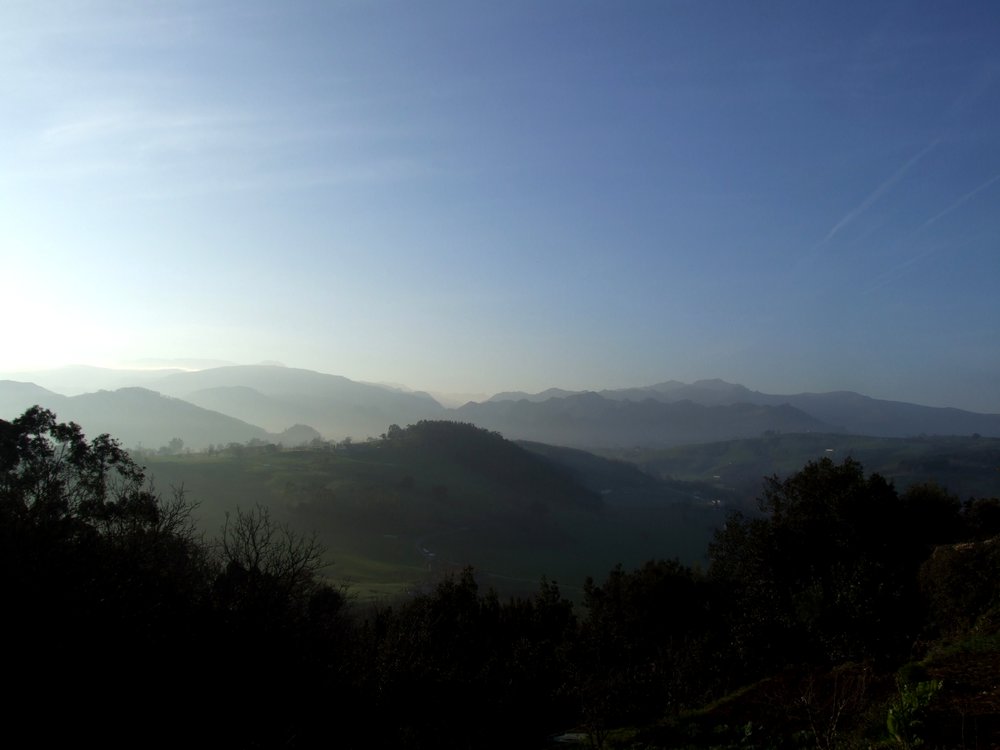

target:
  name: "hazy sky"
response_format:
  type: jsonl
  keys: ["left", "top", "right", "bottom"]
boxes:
{"left": 2, "top": 1, "right": 999, "bottom": 410}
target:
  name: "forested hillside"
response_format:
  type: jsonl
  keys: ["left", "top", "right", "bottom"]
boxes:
{"left": 3, "top": 407, "right": 998, "bottom": 749}
{"left": 141, "top": 420, "right": 722, "bottom": 598}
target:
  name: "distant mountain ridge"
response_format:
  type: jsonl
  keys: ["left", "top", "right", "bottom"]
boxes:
{"left": 487, "top": 380, "right": 749, "bottom": 406}
{"left": 2, "top": 367, "right": 998, "bottom": 452}
{"left": 0, "top": 365, "right": 447, "bottom": 443}
{"left": 149, "top": 365, "right": 445, "bottom": 437}
{"left": 487, "top": 387, "right": 582, "bottom": 404}
{"left": 485, "top": 379, "right": 1000, "bottom": 441}
{"left": 457, "top": 392, "right": 835, "bottom": 448}
{"left": 0, "top": 365, "right": 186, "bottom": 396}
{"left": 0, "top": 382, "right": 271, "bottom": 450}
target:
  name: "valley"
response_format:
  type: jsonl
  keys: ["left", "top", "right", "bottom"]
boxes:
{"left": 3, "top": 364, "right": 998, "bottom": 598}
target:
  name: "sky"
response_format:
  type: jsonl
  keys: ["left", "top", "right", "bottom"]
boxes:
{"left": 1, "top": 1, "right": 999, "bottom": 411}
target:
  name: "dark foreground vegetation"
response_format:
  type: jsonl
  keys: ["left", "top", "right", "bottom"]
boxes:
{"left": 3, "top": 407, "right": 999, "bottom": 748}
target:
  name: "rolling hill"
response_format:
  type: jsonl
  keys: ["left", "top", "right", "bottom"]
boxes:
{"left": 141, "top": 421, "right": 723, "bottom": 599}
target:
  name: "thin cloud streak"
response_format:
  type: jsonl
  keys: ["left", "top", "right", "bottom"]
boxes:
{"left": 864, "top": 171, "right": 1000, "bottom": 294}
{"left": 813, "top": 138, "right": 940, "bottom": 252}
{"left": 37, "top": 107, "right": 268, "bottom": 154}
{"left": 916, "top": 172, "right": 1000, "bottom": 232}
{"left": 862, "top": 241, "right": 950, "bottom": 295}
{"left": 4, "top": 100, "right": 429, "bottom": 193}
{"left": 122, "top": 158, "right": 433, "bottom": 201}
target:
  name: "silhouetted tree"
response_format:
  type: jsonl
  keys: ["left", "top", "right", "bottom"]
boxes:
{"left": 920, "top": 535, "right": 1000, "bottom": 636}
{"left": 964, "top": 496, "right": 1000, "bottom": 540}
{"left": 577, "top": 559, "right": 717, "bottom": 728}
{"left": 709, "top": 458, "right": 965, "bottom": 672}
{"left": 0, "top": 407, "right": 209, "bottom": 747}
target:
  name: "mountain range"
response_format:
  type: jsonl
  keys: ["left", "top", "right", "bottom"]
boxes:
{"left": 485, "top": 379, "right": 1000, "bottom": 441}
{"left": 2, "top": 365, "right": 999, "bottom": 451}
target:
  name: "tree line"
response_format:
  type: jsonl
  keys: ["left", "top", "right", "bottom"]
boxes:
{"left": 2, "top": 406, "right": 998, "bottom": 749}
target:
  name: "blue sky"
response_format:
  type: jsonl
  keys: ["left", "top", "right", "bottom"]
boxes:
{"left": 2, "top": 1, "right": 999, "bottom": 410}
